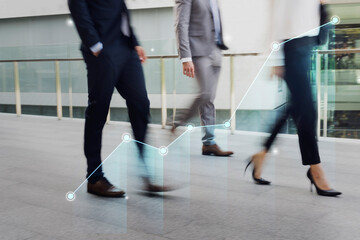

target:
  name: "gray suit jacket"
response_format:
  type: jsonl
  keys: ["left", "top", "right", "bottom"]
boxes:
{"left": 175, "top": 0, "right": 218, "bottom": 59}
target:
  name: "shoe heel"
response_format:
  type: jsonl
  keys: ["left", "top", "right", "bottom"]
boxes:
{"left": 244, "top": 158, "right": 252, "bottom": 176}
{"left": 244, "top": 156, "right": 271, "bottom": 185}
{"left": 306, "top": 168, "right": 341, "bottom": 197}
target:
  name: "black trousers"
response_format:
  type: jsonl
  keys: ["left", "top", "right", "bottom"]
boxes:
{"left": 264, "top": 37, "right": 320, "bottom": 166}
{"left": 82, "top": 39, "right": 150, "bottom": 183}
{"left": 264, "top": 106, "right": 291, "bottom": 151}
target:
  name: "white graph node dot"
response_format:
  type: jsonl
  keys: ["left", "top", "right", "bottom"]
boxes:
{"left": 224, "top": 121, "right": 231, "bottom": 129}
{"left": 122, "top": 133, "right": 131, "bottom": 142}
{"left": 271, "top": 42, "right": 280, "bottom": 51}
{"left": 187, "top": 124, "right": 194, "bottom": 131}
{"left": 331, "top": 16, "right": 340, "bottom": 25}
{"left": 272, "top": 148, "right": 279, "bottom": 155}
{"left": 66, "top": 191, "right": 76, "bottom": 202}
{"left": 159, "top": 146, "right": 168, "bottom": 156}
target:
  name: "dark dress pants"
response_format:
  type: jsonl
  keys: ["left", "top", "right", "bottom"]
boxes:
{"left": 82, "top": 41, "right": 150, "bottom": 183}
{"left": 263, "top": 106, "right": 291, "bottom": 151}
{"left": 263, "top": 37, "right": 320, "bottom": 166}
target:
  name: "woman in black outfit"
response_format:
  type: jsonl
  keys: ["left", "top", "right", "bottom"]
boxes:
{"left": 245, "top": 0, "right": 341, "bottom": 197}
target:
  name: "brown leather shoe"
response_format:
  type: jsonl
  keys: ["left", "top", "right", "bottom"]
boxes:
{"left": 170, "top": 122, "right": 181, "bottom": 133}
{"left": 202, "top": 144, "right": 234, "bottom": 157}
{"left": 171, "top": 125, "right": 177, "bottom": 134}
{"left": 87, "top": 177, "right": 125, "bottom": 197}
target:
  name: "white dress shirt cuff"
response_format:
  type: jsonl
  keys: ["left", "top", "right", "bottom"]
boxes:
{"left": 90, "top": 42, "right": 103, "bottom": 53}
{"left": 181, "top": 57, "right": 192, "bottom": 63}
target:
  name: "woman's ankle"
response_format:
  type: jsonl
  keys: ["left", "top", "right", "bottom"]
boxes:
{"left": 309, "top": 164, "right": 331, "bottom": 190}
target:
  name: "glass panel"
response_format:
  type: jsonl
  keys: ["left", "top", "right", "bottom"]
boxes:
{"left": 319, "top": 52, "right": 360, "bottom": 139}
{"left": 314, "top": 27, "right": 360, "bottom": 139}
{"left": 18, "top": 62, "right": 55, "bottom": 93}
{"left": 0, "top": 62, "right": 14, "bottom": 92}
{"left": 0, "top": 62, "right": 16, "bottom": 113}
{"left": 60, "top": 61, "right": 87, "bottom": 94}
{"left": 143, "top": 59, "right": 161, "bottom": 94}
{"left": 18, "top": 61, "right": 57, "bottom": 116}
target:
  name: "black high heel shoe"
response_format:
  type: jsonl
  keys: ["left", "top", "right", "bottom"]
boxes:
{"left": 244, "top": 157, "right": 271, "bottom": 185}
{"left": 306, "top": 169, "right": 341, "bottom": 197}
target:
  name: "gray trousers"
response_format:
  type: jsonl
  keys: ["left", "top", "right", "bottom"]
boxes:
{"left": 179, "top": 48, "right": 222, "bottom": 145}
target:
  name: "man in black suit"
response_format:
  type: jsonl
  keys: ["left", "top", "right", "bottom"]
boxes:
{"left": 68, "top": 0, "right": 170, "bottom": 197}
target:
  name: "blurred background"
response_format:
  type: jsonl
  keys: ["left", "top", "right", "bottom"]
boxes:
{"left": 0, "top": 0, "right": 359, "bottom": 139}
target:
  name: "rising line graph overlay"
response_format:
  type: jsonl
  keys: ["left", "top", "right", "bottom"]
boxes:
{"left": 67, "top": 19, "right": 338, "bottom": 201}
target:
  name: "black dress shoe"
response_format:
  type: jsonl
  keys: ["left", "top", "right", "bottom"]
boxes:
{"left": 143, "top": 183, "right": 173, "bottom": 192}
{"left": 306, "top": 169, "right": 341, "bottom": 197}
{"left": 251, "top": 169, "right": 271, "bottom": 185}
{"left": 142, "top": 177, "right": 174, "bottom": 192}
{"left": 87, "top": 177, "right": 125, "bottom": 197}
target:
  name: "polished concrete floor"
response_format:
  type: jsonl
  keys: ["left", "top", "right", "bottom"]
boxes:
{"left": 1, "top": 113, "right": 359, "bottom": 240}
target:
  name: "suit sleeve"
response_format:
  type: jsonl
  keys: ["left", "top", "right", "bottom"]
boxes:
{"left": 175, "top": 0, "right": 192, "bottom": 59}
{"left": 124, "top": 3, "right": 140, "bottom": 47}
{"left": 129, "top": 26, "right": 140, "bottom": 47}
{"left": 68, "top": 0, "right": 101, "bottom": 49}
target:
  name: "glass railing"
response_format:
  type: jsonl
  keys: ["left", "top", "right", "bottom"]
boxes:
{"left": 1, "top": 45, "right": 359, "bottom": 140}
{"left": 314, "top": 49, "right": 360, "bottom": 139}
{"left": 0, "top": 52, "right": 263, "bottom": 130}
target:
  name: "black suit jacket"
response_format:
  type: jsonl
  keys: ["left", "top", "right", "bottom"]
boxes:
{"left": 68, "top": 0, "right": 139, "bottom": 52}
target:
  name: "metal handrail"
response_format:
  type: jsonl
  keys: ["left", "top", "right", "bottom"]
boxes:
{"left": 2, "top": 49, "right": 360, "bottom": 63}
{"left": 0, "top": 58, "right": 83, "bottom": 63}
{"left": 316, "top": 48, "right": 360, "bottom": 54}
{"left": 0, "top": 52, "right": 258, "bottom": 63}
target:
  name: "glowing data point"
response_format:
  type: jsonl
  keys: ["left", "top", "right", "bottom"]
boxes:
{"left": 271, "top": 42, "right": 280, "bottom": 51}
{"left": 66, "top": 191, "right": 76, "bottom": 202}
{"left": 125, "top": 196, "right": 129, "bottom": 200}
{"left": 122, "top": 133, "right": 131, "bottom": 142}
{"left": 187, "top": 124, "right": 194, "bottom": 131}
{"left": 66, "top": 18, "right": 74, "bottom": 27}
{"left": 272, "top": 148, "right": 279, "bottom": 155}
{"left": 331, "top": 16, "right": 340, "bottom": 25}
{"left": 224, "top": 121, "right": 231, "bottom": 129}
{"left": 159, "top": 146, "right": 168, "bottom": 156}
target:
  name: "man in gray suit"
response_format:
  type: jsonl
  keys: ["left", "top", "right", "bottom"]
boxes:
{"left": 174, "top": 0, "right": 233, "bottom": 156}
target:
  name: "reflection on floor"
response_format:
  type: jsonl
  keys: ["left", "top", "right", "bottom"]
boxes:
{"left": 0, "top": 113, "right": 359, "bottom": 240}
